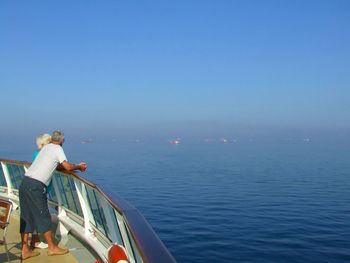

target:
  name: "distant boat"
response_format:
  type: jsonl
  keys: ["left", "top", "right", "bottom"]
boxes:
{"left": 81, "top": 138, "right": 93, "bottom": 144}
{"left": 169, "top": 139, "right": 181, "bottom": 145}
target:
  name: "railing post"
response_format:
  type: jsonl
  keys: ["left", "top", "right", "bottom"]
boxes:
{"left": 1, "top": 162, "right": 12, "bottom": 197}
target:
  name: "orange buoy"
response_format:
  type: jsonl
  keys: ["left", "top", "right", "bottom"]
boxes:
{"left": 108, "top": 244, "right": 129, "bottom": 263}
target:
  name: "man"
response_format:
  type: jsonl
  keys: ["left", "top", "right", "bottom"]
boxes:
{"left": 19, "top": 130, "right": 87, "bottom": 260}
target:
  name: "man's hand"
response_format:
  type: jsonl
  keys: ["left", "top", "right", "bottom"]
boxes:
{"left": 78, "top": 162, "right": 88, "bottom": 172}
{"left": 60, "top": 161, "right": 88, "bottom": 172}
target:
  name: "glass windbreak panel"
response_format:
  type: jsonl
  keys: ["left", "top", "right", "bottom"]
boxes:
{"left": 47, "top": 179, "right": 58, "bottom": 203}
{"left": 110, "top": 208, "right": 123, "bottom": 244}
{"left": 0, "top": 164, "right": 7, "bottom": 187}
{"left": 86, "top": 187, "right": 109, "bottom": 237}
{"left": 52, "top": 173, "right": 69, "bottom": 208}
{"left": 59, "top": 175, "right": 78, "bottom": 214}
{"left": 124, "top": 222, "right": 138, "bottom": 262}
{"left": 6, "top": 164, "right": 24, "bottom": 189}
{"left": 99, "top": 198, "right": 117, "bottom": 242}
{"left": 46, "top": 172, "right": 58, "bottom": 203}
{"left": 68, "top": 177, "right": 83, "bottom": 217}
{"left": 113, "top": 211, "right": 125, "bottom": 245}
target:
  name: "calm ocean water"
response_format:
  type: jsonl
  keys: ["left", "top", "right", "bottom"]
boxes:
{"left": 2, "top": 138, "right": 350, "bottom": 262}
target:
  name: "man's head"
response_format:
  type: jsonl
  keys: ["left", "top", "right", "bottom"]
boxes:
{"left": 51, "top": 130, "right": 65, "bottom": 145}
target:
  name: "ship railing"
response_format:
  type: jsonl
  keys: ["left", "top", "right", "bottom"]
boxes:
{"left": 0, "top": 159, "right": 176, "bottom": 263}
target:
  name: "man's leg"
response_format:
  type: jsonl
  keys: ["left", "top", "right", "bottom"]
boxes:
{"left": 19, "top": 178, "right": 40, "bottom": 260}
{"left": 21, "top": 233, "right": 40, "bottom": 260}
{"left": 43, "top": 230, "right": 68, "bottom": 256}
{"left": 30, "top": 233, "right": 40, "bottom": 247}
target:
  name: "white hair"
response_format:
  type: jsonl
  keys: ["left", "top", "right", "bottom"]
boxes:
{"left": 36, "top": 133, "right": 51, "bottom": 149}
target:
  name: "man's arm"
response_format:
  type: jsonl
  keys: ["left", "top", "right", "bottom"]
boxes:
{"left": 59, "top": 161, "right": 87, "bottom": 172}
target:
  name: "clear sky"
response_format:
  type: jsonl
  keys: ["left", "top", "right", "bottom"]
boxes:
{"left": 1, "top": 1, "right": 349, "bottom": 140}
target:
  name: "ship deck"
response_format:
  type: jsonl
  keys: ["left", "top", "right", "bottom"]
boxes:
{"left": 0, "top": 159, "right": 177, "bottom": 263}
{"left": 0, "top": 212, "right": 97, "bottom": 263}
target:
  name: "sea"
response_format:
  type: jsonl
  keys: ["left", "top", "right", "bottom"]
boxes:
{"left": 2, "top": 137, "right": 350, "bottom": 262}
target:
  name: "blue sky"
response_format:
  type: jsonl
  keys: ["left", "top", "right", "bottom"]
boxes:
{"left": 0, "top": 1, "right": 349, "bottom": 139}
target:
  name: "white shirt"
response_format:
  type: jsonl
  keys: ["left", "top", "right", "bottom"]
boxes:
{"left": 25, "top": 143, "right": 67, "bottom": 185}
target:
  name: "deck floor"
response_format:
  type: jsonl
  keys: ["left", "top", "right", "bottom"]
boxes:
{"left": 0, "top": 214, "right": 96, "bottom": 263}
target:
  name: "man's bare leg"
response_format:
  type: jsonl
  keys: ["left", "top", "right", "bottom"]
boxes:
{"left": 43, "top": 230, "right": 69, "bottom": 256}
{"left": 21, "top": 233, "right": 40, "bottom": 260}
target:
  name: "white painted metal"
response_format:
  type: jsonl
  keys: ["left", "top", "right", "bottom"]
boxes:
{"left": 1, "top": 162, "right": 12, "bottom": 197}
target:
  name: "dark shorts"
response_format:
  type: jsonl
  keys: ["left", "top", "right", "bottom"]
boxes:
{"left": 19, "top": 176, "right": 52, "bottom": 233}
